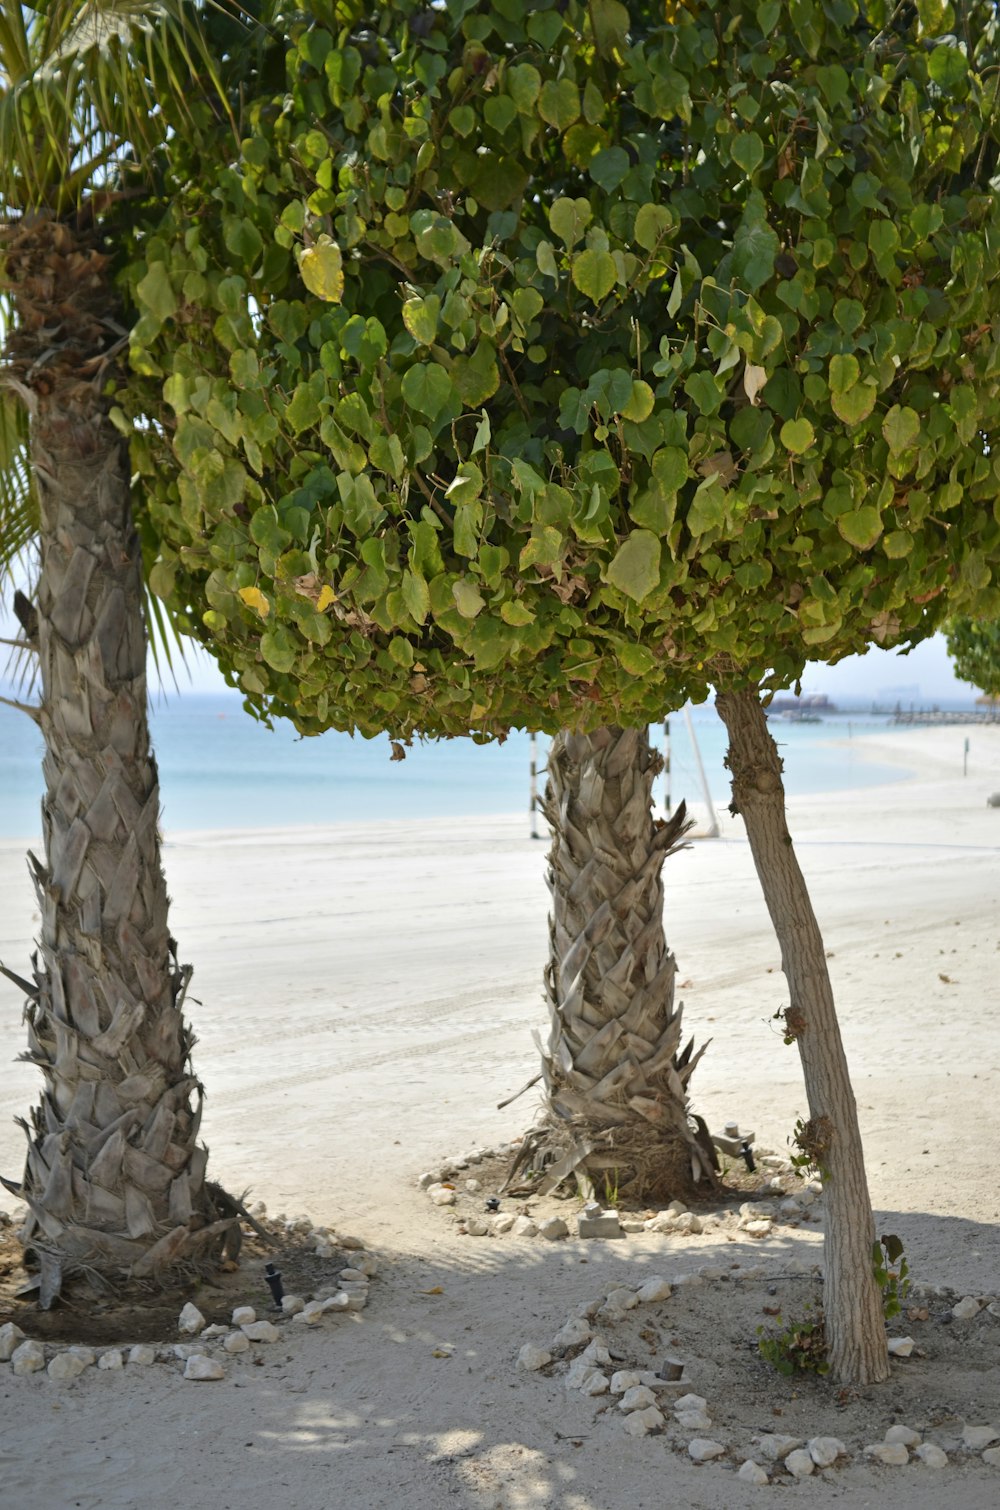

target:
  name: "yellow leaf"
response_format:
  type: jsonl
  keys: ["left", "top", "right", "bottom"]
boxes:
{"left": 299, "top": 239, "right": 344, "bottom": 303}
{"left": 420, "top": 1286, "right": 445, "bottom": 1295}
{"left": 238, "top": 586, "right": 270, "bottom": 618}
{"left": 316, "top": 585, "right": 337, "bottom": 611}
{"left": 431, "top": 1349, "right": 452, "bottom": 1358}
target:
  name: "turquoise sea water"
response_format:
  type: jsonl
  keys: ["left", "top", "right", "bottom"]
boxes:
{"left": 0, "top": 694, "right": 912, "bottom": 839}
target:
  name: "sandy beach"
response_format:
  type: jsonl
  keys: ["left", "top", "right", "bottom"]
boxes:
{"left": 1, "top": 723, "right": 999, "bottom": 1508}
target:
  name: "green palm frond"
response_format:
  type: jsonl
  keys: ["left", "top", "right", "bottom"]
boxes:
{"left": 0, "top": 385, "right": 37, "bottom": 572}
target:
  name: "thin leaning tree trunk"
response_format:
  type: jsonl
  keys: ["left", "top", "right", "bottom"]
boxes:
{"left": 716, "top": 688, "right": 889, "bottom": 1386}
{"left": 0, "top": 217, "right": 234, "bottom": 1303}
{"left": 510, "top": 723, "right": 716, "bottom": 1204}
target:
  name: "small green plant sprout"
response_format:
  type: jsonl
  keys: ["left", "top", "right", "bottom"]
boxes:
{"left": 757, "top": 1303, "right": 830, "bottom": 1378}
{"left": 873, "top": 1233, "right": 910, "bottom": 1322}
{"left": 602, "top": 1169, "right": 621, "bottom": 1209}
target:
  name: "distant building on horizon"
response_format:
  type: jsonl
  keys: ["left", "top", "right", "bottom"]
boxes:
{"left": 769, "top": 693, "right": 837, "bottom": 713}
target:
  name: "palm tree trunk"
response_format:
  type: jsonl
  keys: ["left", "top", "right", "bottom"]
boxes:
{"left": 511, "top": 724, "right": 716, "bottom": 1204}
{"left": 715, "top": 688, "right": 889, "bottom": 1386}
{"left": 0, "top": 216, "right": 233, "bottom": 1303}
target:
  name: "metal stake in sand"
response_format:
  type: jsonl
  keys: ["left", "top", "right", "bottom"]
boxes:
{"left": 264, "top": 1262, "right": 284, "bottom": 1310}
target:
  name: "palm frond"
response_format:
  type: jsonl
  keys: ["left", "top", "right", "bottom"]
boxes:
{"left": 0, "top": 387, "right": 37, "bottom": 573}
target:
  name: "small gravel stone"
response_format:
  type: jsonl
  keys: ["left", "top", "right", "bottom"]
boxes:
{"left": 47, "top": 1352, "right": 87, "bottom": 1382}
{"left": 688, "top": 1438, "right": 726, "bottom": 1463}
{"left": 635, "top": 1277, "right": 672, "bottom": 1304}
{"left": 887, "top": 1336, "right": 915, "bottom": 1357}
{"left": 982, "top": 1448, "right": 1000, "bottom": 1467}
{"left": 808, "top": 1436, "right": 847, "bottom": 1467}
{"left": 232, "top": 1307, "right": 256, "bottom": 1327}
{"left": 516, "top": 1344, "right": 551, "bottom": 1371}
{"left": 885, "top": 1424, "right": 921, "bottom": 1447}
{"left": 952, "top": 1296, "right": 982, "bottom": 1320}
{"left": 511, "top": 1215, "right": 538, "bottom": 1238}
{"left": 785, "top": 1449, "right": 814, "bottom": 1478}
{"left": 178, "top": 1303, "right": 206, "bottom": 1336}
{"left": 618, "top": 1385, "right": 657, "bottom": 1413}
{"left": 962, "top": 1425, "right": 1000, "bottom": 1450}
{"left": 915, "top": 1443, "right": 948, "bottom": 1467}
{"left": 11, "top": 1340, "right": 45, "bottom": 1376}
{"left": 623, "top": 1407, "right": 664, "bottom": 1438}
{"left": 97, "top": 1349, "right": 124, "bottom": 1371}
{"left": 224, "top": 1332, "right": 250, "bottom": 1354}
{"left": 127, "top": 1345, "right": 156, "bottom": 1367}
{"left": 864, "top": 1443, "right": 909, "bottom": 1465}
{"left": 0, "top": 1323, "right": 26, "bottom": 1362}
{"left": 538, "top": 1217, "right": 569, "bottom": 1240}
{"left": 241, "top": 1320, "right": 280, "bottom": 1343}
{"left": 184, "top": 1355, "right": 225, "bottom": 1381}
{"left": 610, "top": 1370, "right": 642, "bottom": 1394}
{"left": 738, "top": 1460, "right": 769, "bottom": 1485}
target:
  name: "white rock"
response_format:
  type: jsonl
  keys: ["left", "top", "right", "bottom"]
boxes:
{"left": 551, "top": 1318, "right": 592, "bottom": 1353}
{"left": 417, "top": 1172, "right": 435, "bottom": 1189}
{"left": 342, "top": 1291, "right": 367, "bottom": 1311}
{"left": 676, "top": 1409, "right": 712, "bottom": 1431}
{"left": 315, "top": 1243, "right": 335, "bottom": 1259}
{"left": 610, "top": 1370, "right": 643, "bottom": 1394}
{"left": 47, "top": 1352, "right": 87, "bottom": 1382}
{"left": 623, "top": 1406, "right": 664, "bottom": 1438}
{"left": 493, "top": 1214, "right": 516, "bottom": 1234}
{"left": 620, "top": 1218, "right": 646, "bottom": 1233}
{"left": 779, "top": 1199, "right": 802, "bottom": 1218}
{"left": 604, "top": 1287, "right": 639, "bottom": 1311}
{"left": 11, "top": 1340, "right": 45, "bottom": 1376}
{"left": 580, "top": 1338, "right": 612, "bottom": 1367}
{"left": 465, "top": 1179, "right": 481, "bottom": 1193}
{"left": 292, "top": 1302, "right": 325, "bottom": 1326}
{"left": 885, "top": 1424, "right": 921, "bottom": 1447}
{"left": 465, "top": 1218, "right": 490, "bottom": 1237}
{"left": 337, "top": 1234, "right": 365, "bottom": 1250}
{"left": 952, "top": 1296, "right": 982, "bottom": 1320}
{"left": 281, "top": 1295, "right": 305, "bottom": 1316}
{"left": 619, "top": 1385, "right": 657, "bottom": 1413}
{"left": 241, "top": 1320, "right": 280, "bottom": 1343}
{"left": 353, "top": 1254, "right": 378, "bottom": 1277}
{"left": 982, "top": 1447, "right": 1000, "bottom": 1467}
{"left": 674, "top": 1392, "right": 708, "bottom": 1413}
{"left": 808, "top": 1436, "right": 847, "bottom": 1467}
{"left": 429, "top": 1185, "right": 456, "bottom": 1207}
{"left": 962, "top": 1424, "right": 1000, "bottom": 1450}
{"left": 232, "top": 1306, "right": 256, "bottom": 1327}
{"left": 127, "top": 1345, "right": 156, "bottom": 1367}
{"left": 785, "top": 1449, "right": 815, "bottom": 1478}
{"left": 0, "top": 1323, "right": 26, "bottom": 1362}
{"left": 645, "top": 1213, "right": 674, "bottom": 1233}
{"left": 178, "top": 1302, "right": 206, "bottom": 1336}
{"left": 68, "top": 1346, "right": 95, "bottom": 1368}
{"left": 688, "top": 1438, "right": 726, "bottom": 1462}
{"left": 184, "top": 1354, "right": 225, "bottom": 1381}
{"left": 538, "top": 1217, "right": 569, "bottom": 1240}
{"left": 97, "top": 1349, "right": 124, "bottom": 1371}
{"left": 635, "top": 1276, "right": 672, "bottom": 1304}
{"left": 516, "top": 1344, "right": 551, "bottom": 1372}
{"left": 738, "top": 1460, "right": 769, "bottom": 1485}
{"left": 754, "top": 1434, "right": 803, "bottom": 1462}
{"left": 581, "top": 1371, "right": 609, "bottom": 1396}
{"left": 739, "top": 1201, "right": 776, "bottom": 1221}
{"left": 321, "top": 1293, "right": 351, "bottom": 1313}
{"left": 887, "top": 1336, "right": 915, "bottom": 1357}
{"left": 565, "top": 1360, "right": 599, "bottom": 1391}
{"left": 224, "top": 1331, "right": 250, "bottom": 1354}
{"left": 338, "top": 1268, "right": 367, "bottom": 1283}
{"left": 511, "top": 1216, "right": 538, "bottom": 1238}
{"left": 173, "top": 1343, "right": 201, "bottom": 1360}
{"left": 864, "top": 1442, "right": 909, "bottom": 1465}
{"left": 201, "top": 1324, "right": 228, "bottom": 1339}
{"left": 670, "top": 1273, "right": 703, "bottom": 1288}
{"left": 744, "top": 1220, "right": 773, "bottom": 1239}
{"left": 915, "top": 1443, "right": 948, "bottom": 1467}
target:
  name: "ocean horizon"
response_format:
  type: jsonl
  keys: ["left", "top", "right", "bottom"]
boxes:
{"left": 0, "top": 690, "right": 932, "bottom": 841}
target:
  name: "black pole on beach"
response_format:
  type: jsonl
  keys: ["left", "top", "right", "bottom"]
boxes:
{"left": 663, "top": 718, "right": 671, "bottom": 818}
{"left": 530, "top": 733, "right": 540, "bottom": 840}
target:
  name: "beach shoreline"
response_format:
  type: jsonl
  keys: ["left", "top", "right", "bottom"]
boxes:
{"left": 1, "top": 723, "right": 998, "bottom": 1508}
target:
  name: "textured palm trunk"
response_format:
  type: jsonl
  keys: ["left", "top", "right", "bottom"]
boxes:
{"left": 510, "top": 724, "right": 716, "bottom": 1204}
{"left": 716, "top": 689, "right": 889, "bottom": 1386}
{"left": 0, "top": 217, "right": 234, "bottom": 1303}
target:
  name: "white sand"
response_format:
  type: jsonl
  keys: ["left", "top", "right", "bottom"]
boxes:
{"left": 0, "top": 724, "right": 999, "bottom": 1508}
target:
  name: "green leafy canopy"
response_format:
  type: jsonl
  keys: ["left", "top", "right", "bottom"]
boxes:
{"left": 118, "top": 0, "right": 1000, "bottom": 739}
